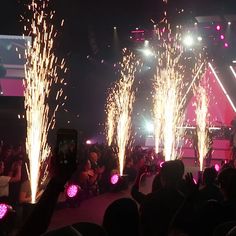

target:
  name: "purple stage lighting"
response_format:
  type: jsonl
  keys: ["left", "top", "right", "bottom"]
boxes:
{"left": 216, "top": 25, "right": 221, "bottom": 31}
{"left": 0, "top": 203, "right": 8, "bottom": 220}
{"left": 66, "top": 184, "right": 80, "bottom": 198}
{"left": 220, "top": 35, "right": 224, "bottom": 40}
{"left": 160, "top": 161, "right": 164, "bottom": 168}
{"left": 214, "top": 164, "right": 220, "bottom": 172}
{"left": 110, "top": 174, "right": 119, "bottom": 185}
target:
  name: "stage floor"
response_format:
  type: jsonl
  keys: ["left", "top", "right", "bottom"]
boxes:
{"left": 49, "top": 160, "right": 209, "bottom": 231}
{"left": 48, "top": 175, "right": 154, "bottom": 231}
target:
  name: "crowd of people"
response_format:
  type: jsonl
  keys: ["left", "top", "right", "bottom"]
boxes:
{"left": 1, "top": 138, "right": 236, "bottom": 235}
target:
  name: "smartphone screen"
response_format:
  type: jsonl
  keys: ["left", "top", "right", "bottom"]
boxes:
{"left": 56, "top": 129, "right": 78, "bottom": 165}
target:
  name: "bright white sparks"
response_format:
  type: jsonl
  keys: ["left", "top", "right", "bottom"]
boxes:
{"left": 105, "top": 49, "right": 138, "bottom": 175}
{"left": 24, "top": 0, "right": 66, "bottom": 203}
{"left": 152, "top": 25, "right": 185, "bottom": 160}
{"left": 152, "top": 23, "right": 204, "bottom": 160}
{"left": 194, "top": 84, "right": 209, "bottom": 171}
{"left": 105, "top": 90, "right": 116, "bottom": 146}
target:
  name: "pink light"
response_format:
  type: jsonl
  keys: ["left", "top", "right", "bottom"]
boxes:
{"left": 224, "top": 43, "right": 229, "bottom": 48}
{"left": 0, "top": 204, "right": 8, "bottom": 219}
{"left": 110, "top": 174, "right": 119, "bottom": 185}
{"left": 220, "top": 35, "right": 224, "bottom": 40}
{"left": 193, "top": 178, "right": 197, "bottom": 184}
{"left": 214, "top": 164, "right": 220, "bottom": 172}
{"left": 131, "top": 30, "right": 145, "bottom": 33}
{"left": 160, "top": 161, "right": 164, "bottom": 168}
{"left": 216, "top": 25, "right": 221, "bottom": 31}
{"left": 86, "top": 140, "right": 92, "bottom": 145}
{"left": 66, "top": 185, "right": 80, "bottom": 198}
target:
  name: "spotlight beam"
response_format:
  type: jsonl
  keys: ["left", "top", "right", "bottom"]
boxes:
{"left": 209, "top": 63, "right": 236, "bottom": 113}
{"left": 230, "top": 66, "right": 236, "bottom": 81}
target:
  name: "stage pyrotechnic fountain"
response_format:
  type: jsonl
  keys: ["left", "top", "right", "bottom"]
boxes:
{"left": 152, "top": 23, "right": 187, "bottom": 161}
{"left": 152, "top": 18, "right": 205, "bottom": 161}
{"left": 105, "top": 91, "right": 116, "bottom": 146}
{"left": 194, "top": 84, "right": 209, "bottom": 171}
{"left": 105, "top": 49, "right": 138, "bottom": 176}
{"left": 24, "top": 0, "right": 66, "bottom": 203}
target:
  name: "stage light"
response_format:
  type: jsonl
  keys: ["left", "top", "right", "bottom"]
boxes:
{"left": 110, "top": 174, "right": 119, "bottom": 185}
{"left": 197, "top": 36, "right": 202, "bottom": 42}
{"left": 216, "top": 25, "right": 221, "bottom": 31}
{"left": 145, "top": 120, "right": 154, "bottom": 133}
{"left": 220, "top": 35, "right": 224, "bottom": 40}
{"left": 86, "top": 140, "right": 92, "bottom": 145}
{"left": 209, "top": 63, "right": 236, "bottom": 112}
{"left": 0, "top": 203, "right": 13, "bottom": 220}
{"left": 141, "top": 48, "right": 154, "bottom": 57}
{"left": 214, "top": 164, "right": 220, "bottom": 172}
{"left": 160, "top": 161, "right": 164, "bottom": 168}
{"left": 183, "top": 35, "right": 194, "bottom": 47}
{"left": 113, "top": 26, "right": 117, "bottom": 30}
{"left": 0, "top": 204, "right": 8, "bottom": 220}
{"left": 230, "top": 66, "right": 236, "bottom": 80}
{"left": 224, "top": 43, "right": 229, "bottom": 48}
{"left": 66, "top": 184, "right": 80, "bottom": 198}
{"left": 228, "top": 22, "right": 231, "bottom": 26}
{"left": 144, "top": 40, "right": 149, "bottom": 47}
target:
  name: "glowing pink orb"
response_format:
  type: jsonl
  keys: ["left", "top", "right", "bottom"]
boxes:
{"left": 86, "top": 140, "right": 92, "bottom": 145}
{"left": 160, "top": 161, "right": 164, "bottom": 168}
{"left": 66, "top": 185, "right": 80, "bottom": 198}
{"left": 224, "top": 43, "right": 229, "bottom": 48}
{"left": 0, "top": 204, "right": 8, "bottom": 219}
{"left": 216, "top": 25, "right": 221, "bottom": 31}
{"left": 220, "top": 35, "right": 224, "bottom": 40}
{"left": 214, "top": 164, "right": 220, "bottom": 172}
{"left": 110, "top": 174, "right": 119, "bottom": 185}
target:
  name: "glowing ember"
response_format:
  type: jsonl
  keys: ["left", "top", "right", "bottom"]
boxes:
{"left": 66, "top": 185, "right": 80, "bottom": 198}
{"left": 24, "top": 0, "right": 66, "bottom": 203}
{"left": 110, "top": 174, "right": 119, "bottom": 185}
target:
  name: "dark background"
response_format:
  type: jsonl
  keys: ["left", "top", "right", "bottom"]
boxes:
{"left": 0, "top": 0, "right": 236, "bottom": 145}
